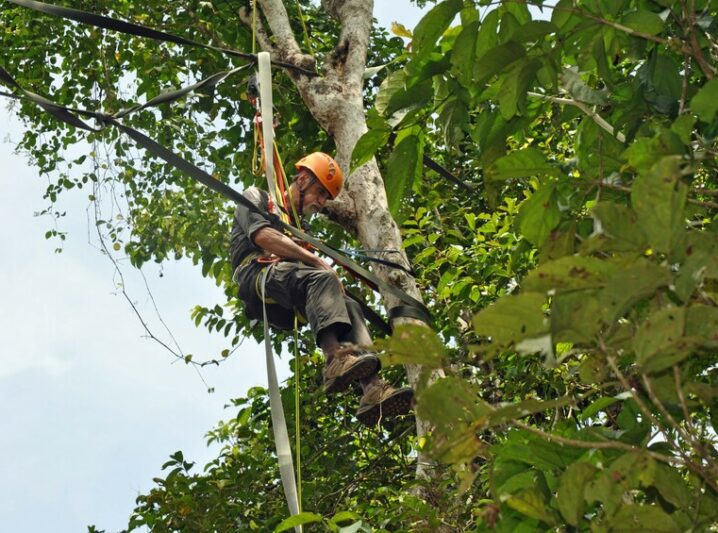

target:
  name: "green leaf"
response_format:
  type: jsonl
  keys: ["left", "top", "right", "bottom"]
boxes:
{"left": 474, "top": 292, "right": 548, "bottom": 345}
{"left": 631, "top": 156, "right": 687, "bottom": 255}
{"left": 685, "top": 304, "right": 718, "bottom": 348}
{"left": 376, "top": 323, "right": 445, "bottom": 367}
{"left": 474, "top": 42, "right": 526, "bottom": 85}
{"left": 599, "top": 258, "right": 671, "bottom": 323}
{"left": 551, "top": 290, "right": 603, "bottom": 344}
{"left": 524, "top": 256, "right": 617, "bottom": 292}
{"left": 621, "top": 10, "right": 665, "bottom": 36}
{"left": 691, "top": 79, "right": 718, "bottom": 123}
{"left": 579, "top": 393, "right": 631, "bottom": 421}
{"left": 671, "top": 115, "right": 695, "bottom": 145}
{"left": 375, "top": 70, "right": 406, "bottom": 116}
{"left": 385, "top": 78, "right": 433, "bottom": 117}
{"left": 418, "top": 377, "right": 489, "bottom": 427}
{"left": 330, "top": 511, "right": 362, "bottom": 526}
{"left": 274, "top": 512, "right": 324, "bottom": 532}
{"left": 512, "top": 20, "right": 557, "bottom": 43}
{"left": 633, "top": 305, "right": 686, "bottom": 370}
{"left": 653, "top": 464, "right": 692, "bottom": 509}
{"left": 608, "top": 504, "right": 680, "bottom": 532}
{"left": 384, "top": 130, "right": 423, "bottom": 218}
{"left": 506, "top": 488, "right": 558, "bottom": 526}
{"left": 499, "top": 58, "right": 541, "bottom": 119}
{"left": 485, "top": 396, "right": 574, "bottom": 427}
{"left": 557, "top": 462, "right": 597, "bottom": 526}
{"left": 623, "top": 131, "right": 684, "bottom": 173}
{"left": 451, "top": 20, "right": 479, "bottom": 86}
{"left": 412, "top": 0, "right": 463, "bottom": 60}
{"left": 487, "top": 148, "right": 557, "bottom": 181}
{"left": 351, "top": 127, "right": 389, "bottom": 173}
{"left": 515, "top": 183, "right": 561, "bottom": 246}
{"left": 588, "top": 202, "right": 648, "bottom": 252}
{"left": 475, "top": 9, "right": 499, "bottom": 57}
{"left": 417, "top": 377, "right": 488, "bottom": 473}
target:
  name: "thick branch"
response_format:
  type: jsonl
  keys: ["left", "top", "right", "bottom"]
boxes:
{"left": 238, "top": 6, "right": 275, "bottom": 54}
{"left": 322, "top": 0, "right": 374, "bottom": 86}
{"left": 257, "top": 0, "right": 315, "bottom": 72}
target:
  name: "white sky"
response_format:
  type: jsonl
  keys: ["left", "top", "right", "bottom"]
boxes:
{"left": 0, "top": 3, "right": 426, "bottom": 532}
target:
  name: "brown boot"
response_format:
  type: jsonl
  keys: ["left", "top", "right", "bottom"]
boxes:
{"left": 323, "top": 347, "right": 380, "bottom": 394}
{"left": 356, "top": 380, "right": 414, "bottom": 427}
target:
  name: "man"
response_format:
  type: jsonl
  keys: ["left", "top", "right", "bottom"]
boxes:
{"left": 230, "top": 152, "right": 413, "bottom": 426}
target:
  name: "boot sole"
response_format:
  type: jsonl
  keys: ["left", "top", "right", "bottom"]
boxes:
{"left": 323, "top": 355, "right": 380, "bottom": 394}
{"left": 356, "top": 387, "right": 414, "bottom": 427}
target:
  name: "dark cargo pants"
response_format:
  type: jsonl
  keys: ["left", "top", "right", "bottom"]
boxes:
{"left": 235, "top": 260, "right": 371, "bottom": 345}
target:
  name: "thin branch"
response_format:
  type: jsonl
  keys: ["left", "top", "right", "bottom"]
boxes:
{"left": 673, "top": 365, "right": 693, "bottom": 431}
{"left": 513, "top": 420, "right": 677, "bottom": 465}
{"left": 596, "top": 181, "right": 718, "bottom": 210}
{"left": 643, "top": 374, "right": 718, "bottom": 478}
{"left": 686, "top": 0, "right": 716, "bottom": 80}
{"left": 605, "top": 353, "right": 718, "bottom": 493}
{"left": 528, "top": 92, "right": 626, "bottom": 143}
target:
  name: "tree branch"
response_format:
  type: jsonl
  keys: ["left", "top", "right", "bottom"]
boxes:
{"left": 238, "top": 5, "right": 275, "bottom": 54}
{"left": 322, "top": 0, "right": 373, "bottom": 85}
{"left": 528, "top": 91, "right": 626, "bottom": 143}
{"left": 513, "top": 420, "right": 677, "bottom": 465}
{"left": 257, "top": 0, "right": 315, "bottom": 72}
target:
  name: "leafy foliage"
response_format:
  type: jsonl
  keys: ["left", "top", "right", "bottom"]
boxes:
{"left": 4, "top": 0, "right": 718, "bottom": 530}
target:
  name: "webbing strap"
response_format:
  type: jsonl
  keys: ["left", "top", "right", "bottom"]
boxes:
{"left": 0, "top": 64, "right": 432, "bottom": 324}
{"left": 5, "top": 0, "right": 317, "bottom": 76}
{"left": 257, "top": 52, "right": 279, "bottom": 213}
{"left": 260, "top": 267, "right": 302, "bottom": 532}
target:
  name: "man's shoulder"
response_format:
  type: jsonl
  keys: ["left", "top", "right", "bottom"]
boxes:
{"left": 241, "top": 186, "right": 269, "bottom": 208}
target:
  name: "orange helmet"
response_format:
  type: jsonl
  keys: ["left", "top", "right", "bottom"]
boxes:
{"left": 295, "top": 152, "right": 344, "bottom": 199}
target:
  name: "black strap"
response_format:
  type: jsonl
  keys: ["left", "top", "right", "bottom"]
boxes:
{"left": 345, "top": 289, "right": 392, "bottom": 336}
{"left": 114, "top": 65, "right": 250, "bottom": 119}
{"left": 6, "top": 0, "right": 317, "bottom": 77}
{"left": 337, "top": 248, "right": 416, "bottom": 277}
{"left": 389, "top": 305, "right": 432, "bottom": 325}
{"left": 0, "top": 64, "right": 432, "bottom": 325}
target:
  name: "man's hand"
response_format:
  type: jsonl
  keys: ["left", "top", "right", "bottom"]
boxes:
{"left": 253, "top": 228, "right": 344, "bottom": 291}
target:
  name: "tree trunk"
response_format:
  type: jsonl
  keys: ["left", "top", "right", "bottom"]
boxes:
{"left": 251, "top": 0, "right": 444, "bottom": 481}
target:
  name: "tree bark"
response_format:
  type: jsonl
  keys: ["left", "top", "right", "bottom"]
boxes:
{"left": 251, "top": 0, "right": 444, "bottom": 481}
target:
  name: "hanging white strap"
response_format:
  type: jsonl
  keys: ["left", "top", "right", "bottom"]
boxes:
{"left": 257, "top": 51, "right": 278, "bottom": 212}
{"left": 260, "top": 266, "right": 302, "bottom": 532}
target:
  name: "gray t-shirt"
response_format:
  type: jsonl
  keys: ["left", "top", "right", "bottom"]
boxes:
{"left": 229, "top": 187, "right": 272, "bottom": 270}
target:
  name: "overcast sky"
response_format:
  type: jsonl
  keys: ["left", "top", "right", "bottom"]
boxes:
{"left": 0, "top": 3, "right": 427, "bottom": 532}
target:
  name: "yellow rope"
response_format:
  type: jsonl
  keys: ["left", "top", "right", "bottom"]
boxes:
{"left": 295, "top": 0, "right": 313, "bottom": 56}
{"left": 251, "top": 0, "right": 257, "bottom": 54}
{"left": 294, "top": 316, "right": 302, "bottom": 513}
{"left": 274, "top": 141, "right": 302, "bottom": 228}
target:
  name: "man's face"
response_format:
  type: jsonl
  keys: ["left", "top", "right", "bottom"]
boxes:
{"left": 299, "top": 175, "right": 332, "bottom": 215}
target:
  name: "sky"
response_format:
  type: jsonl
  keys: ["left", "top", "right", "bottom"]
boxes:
{"left": 0, "top": 3, "right": 426, "bottom": 532}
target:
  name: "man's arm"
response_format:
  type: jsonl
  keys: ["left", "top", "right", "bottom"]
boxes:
{"left": 253, "top": 226, "right": 334, "bottom": 272}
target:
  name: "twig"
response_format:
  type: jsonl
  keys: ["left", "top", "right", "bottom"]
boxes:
{"left": 673, "top": 365, "right": 693, "bottom": 431}
{"left": 605, "top": 352, "right": 718, "bottom": 493}
{"left": 686, "top": 0, "right": 716, "bottom": 80}
{"left": 644, "top": 374, "right": 718, "bottom": 478}
{"left": 528, "top": 92, "right": 626, "bottom": 143}
{"left": 513, "top": 420, "right": 676, "bottom": 465}
{"left": 596, "top": 181, "right": 718, "bottom": 210}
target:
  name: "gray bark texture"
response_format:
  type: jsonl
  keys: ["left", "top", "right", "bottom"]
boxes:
{"left": 248, "top": 0, "right": 445, "bottom": 481}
